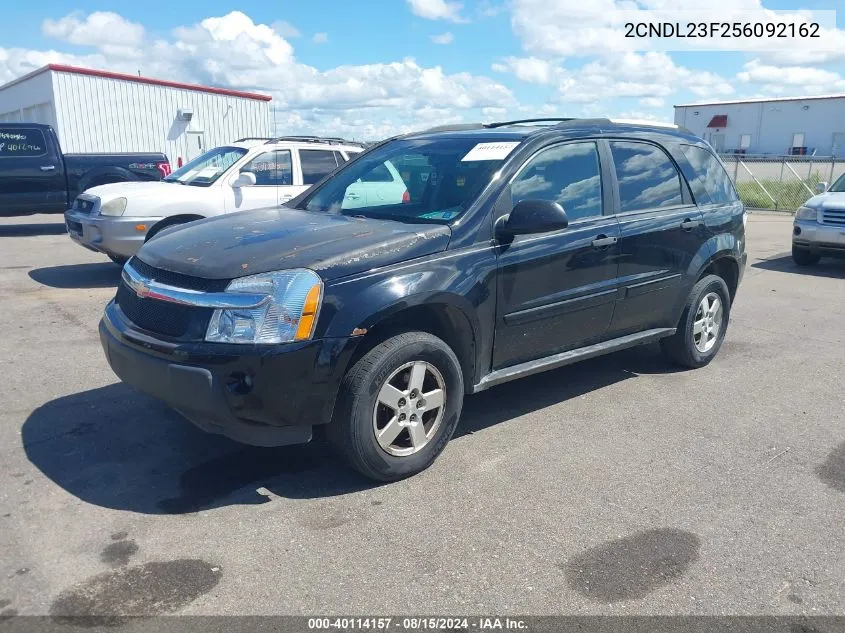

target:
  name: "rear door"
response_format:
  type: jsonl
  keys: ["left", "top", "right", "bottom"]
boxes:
{"left": 225, "top": 149, "right": 293, "bottom": 212}
{"left": 0, "top": 126, "right": 65, "bottom": 214}
{"left": 604, "top": 139, "right": 705, "bottom": 336}
{"left": 493, "top": 140, "right": 621, "bottom": 369}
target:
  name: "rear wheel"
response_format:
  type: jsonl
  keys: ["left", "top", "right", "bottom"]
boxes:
{"left": 792, "top": 245, "right": 821, "bottom": 267}
{"left": 661, "top": 274, "right": 731, "bottom": 369}
{"left": 328, "top": 331, "right": 464, "bottom": 481}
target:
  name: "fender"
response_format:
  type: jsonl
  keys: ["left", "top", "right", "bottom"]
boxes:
{"left": 76, "top": 166, "right": 139, "bottom": 192}
{"left": 319, "top": 244, "right": 499, "bottom": 386}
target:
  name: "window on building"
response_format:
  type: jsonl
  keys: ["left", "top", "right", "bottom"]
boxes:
{"left": 739, "top": 134, "right": 751, "bottom": 150}
{"left": 680, "top": 145, "right": 738, "bottom": 205}
{"left": 511, "top": 142, "right": 603, "bottom": 221}
{"left": 609, "top": 141, "right": 683, "bottom": 212}
{"left": 241, "top": 150, "right": 293, "bottom": 186}
{"left": 300, "top": 149, "right": 339, "bottom": 185}
{"left": 0, "top": 127, "right": 47, "bottom": 157}
{"left": 792, "top": 133, "right": 805, "bottom": 148}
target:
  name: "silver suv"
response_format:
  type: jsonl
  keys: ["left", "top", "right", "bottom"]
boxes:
{"left": 792, "top": 175, "right": 845, "bottom": 265}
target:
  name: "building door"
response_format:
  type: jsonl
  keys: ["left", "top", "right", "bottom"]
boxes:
{"left": 832, "top": 133, "right": 845, "bottom": 157}
{"left": 709, "top": 133, "right": 726, "bottom": 152}
{"left": 186, "top": 131, "right": 205, "bottom": 161}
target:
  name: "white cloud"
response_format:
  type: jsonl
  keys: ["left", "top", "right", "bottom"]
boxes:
{"left": 737, "top": 59, "right": 845, "bottom": 94}
{"left": 2, "top": 10, "right": 516, "bottom": 139}
{"left": 42, "top": 11, "right": 145, "bottom": 47}
{"left": 430, "top": 32, "right": 454, "bottom": 45}
{"left": 495, "top": 52, "right": 733, "bottom": 106}
{"left": 312, "top": 32, "right": 329, "bottom": 44}
{"left": 491, "top": 57, "right": 555, "bottom": 85}
{"left": 272, "top": 21, "right": 300, "bottom": 39}
{"left": 639, "top": 97, "right": 665, "bottom": 108}
{"left": 406, "top": 0, "right": 468, "bottom": 23}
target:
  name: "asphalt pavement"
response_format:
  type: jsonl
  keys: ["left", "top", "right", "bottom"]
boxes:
{"left": 1, "top": 212, "right": 844, "bottom": 617}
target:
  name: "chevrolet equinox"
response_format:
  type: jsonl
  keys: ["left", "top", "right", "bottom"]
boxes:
{"left": 99, "top": 118, "right": 747, "bottom": 481}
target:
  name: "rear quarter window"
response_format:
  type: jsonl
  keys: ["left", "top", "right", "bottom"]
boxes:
{"left": 680, "top": 145, "right": 739, "bottom": 205}
{"left": 0, "top": 127, "right": 47, "bottom": 158}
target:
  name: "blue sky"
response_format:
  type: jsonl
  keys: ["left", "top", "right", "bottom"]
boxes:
{"left": 2, "top": 0, "right": 844, "bottom": 138}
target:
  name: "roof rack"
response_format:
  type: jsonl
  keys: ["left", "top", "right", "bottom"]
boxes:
{"left": 234, "top": 137, "right": 273, "bottom": 142}
{"left": 419, "top": 123, "right": 485, "bottom": 133}
{"left": 264, "top": 135, "right": 366, "bottom": 147}
{"left": 484, "top": 118, "right": 579, "bottom": 128}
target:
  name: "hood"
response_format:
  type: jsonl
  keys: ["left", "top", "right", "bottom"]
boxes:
{"left": 86, "top": 181, "right": 184, "bottom": 199}
{"left": 804, "top": 191, "right": 845, "bottom": 209}
{"left": 136, "top": 207, "right": 452, "bottom": 281}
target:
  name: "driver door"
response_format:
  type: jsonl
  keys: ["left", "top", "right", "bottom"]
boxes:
{"left": 224, "top": 150, "right": 294, "bottom": 212}
{"left": 493, "top": 141, "right": 621, "bottom": 369}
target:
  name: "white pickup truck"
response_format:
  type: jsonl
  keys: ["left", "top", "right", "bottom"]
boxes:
{"left": 64, "top": 136, "right": 364, "bottom": 263}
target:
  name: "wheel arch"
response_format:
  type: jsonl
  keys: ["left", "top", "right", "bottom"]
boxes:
{"left": 145, "top": 213, "right": 206, "bottom": 242}
{"left": 341, "top": 296, "right": 480, "bottom": 394}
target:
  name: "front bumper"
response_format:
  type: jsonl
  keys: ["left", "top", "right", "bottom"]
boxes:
{"left": 65, "top": 210, "right": 165, "bottom": 259}
{"left": 99, "top": 301, "right": 359, "bottom": 446}
{"left": 793, "top": 220, "right": 845, "bottom": 258}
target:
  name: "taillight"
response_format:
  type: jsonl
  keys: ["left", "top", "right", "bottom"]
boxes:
{"left": 156, "top": 161, "right": 172, "bottom": 178}
{"left": 402, "top": 190, "right": 410, "bottom": 204}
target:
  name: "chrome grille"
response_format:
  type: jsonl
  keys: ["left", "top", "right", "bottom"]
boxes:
{"left": 821, "top": 208, "right": 845, "bottom": 226}
{"left": 71, "top": 196, "right": 98, "bottom": 214}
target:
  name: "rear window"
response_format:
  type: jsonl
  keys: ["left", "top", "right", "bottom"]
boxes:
{"left": 300, "top": 149, "right": 339, "bottom": 185}
{"left": 680, "top": 145, "right": 739, "bottom": 204}
{"left": 0, "top": 127, "right": 47, "bottom": 157}
{"left": 609, "top": 141, "right": 683, "bottom": 212}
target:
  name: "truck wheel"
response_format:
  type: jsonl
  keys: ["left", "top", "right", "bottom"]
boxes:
{"left": 328, "top": 331, "right": 464, "bottom": 481}
{"left": 661, "top": 274, "right": 731, "bottom": 369}
{"left": 792, "top": 245, "right": 820, "bottom": 267}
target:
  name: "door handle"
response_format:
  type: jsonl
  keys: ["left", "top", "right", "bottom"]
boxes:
{"left": 680, "top": 218, "right": 698, "bottom": 231}
{"left": 591, "top": 235, "right": 619, "bottom": 249}
{"left": 40, "top": 165, "right": 56, "bottom": 171}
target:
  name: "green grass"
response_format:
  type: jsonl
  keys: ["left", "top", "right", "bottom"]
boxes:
{"left": 734, "top": 172, "right": 823, "bottom": 212}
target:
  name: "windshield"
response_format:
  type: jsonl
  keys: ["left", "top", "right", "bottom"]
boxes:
{"left": 164, "top": 146, "right": 248, "bottom": 186}
{"left": 829, "top": 173, "right": 845, "bottom": 192}
{"left": 297, "top": 138, "right": 518, "bottom": 223}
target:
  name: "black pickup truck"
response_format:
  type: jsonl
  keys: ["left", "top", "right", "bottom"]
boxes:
{"left": 0, "top": 123, "right": 170, "bottom": 216}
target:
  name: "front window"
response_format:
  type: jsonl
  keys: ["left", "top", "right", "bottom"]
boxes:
{"left": 829, "top": 173, "right": 845, "bottom": 193}
{"left": 164, "top": 146, "right": 247, "bottom": 187}
{"left": 298, "top": 138, "right": 517, "bottom": 223}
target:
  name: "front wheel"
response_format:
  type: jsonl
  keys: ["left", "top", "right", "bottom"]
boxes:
{"left": 328, "top": 331, "right": 464, "bottom": 481}
{"left": 661, "top": 274, "right": 731, "bottom": 369}
{"left": 792, "top": 245, "right": 821, "bottom": 267}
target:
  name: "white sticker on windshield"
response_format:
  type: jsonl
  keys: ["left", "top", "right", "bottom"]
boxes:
{"left": 461, "top": 142, "right": 520, "bottom": 162}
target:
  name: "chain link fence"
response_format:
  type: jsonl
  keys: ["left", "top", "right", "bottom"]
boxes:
{"left": 718, "top": 154, "right": 845, "bottom": 212}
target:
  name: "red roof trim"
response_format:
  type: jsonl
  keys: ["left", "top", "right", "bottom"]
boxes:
{"left": 707, "top": 114, "right": 728, "bottom": 128}
{"left": 45, "top": 64, "right": 272, "bottom": 102}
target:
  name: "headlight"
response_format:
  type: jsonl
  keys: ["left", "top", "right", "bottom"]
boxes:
{"left": 205, "top": 269, "right": 322, "bottom": 344}
{"left": 100, "top": 197, "right": 127, "bottom": 216}
{"left": 795, "top": 206, "right": 818, "bottom": 221}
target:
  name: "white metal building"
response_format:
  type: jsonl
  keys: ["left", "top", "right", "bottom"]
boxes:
{"left": 0, "top": 64, "right": 271, "bottom": 166}
{"left": 674, "top": 95, "right": 845, "bottom": 156}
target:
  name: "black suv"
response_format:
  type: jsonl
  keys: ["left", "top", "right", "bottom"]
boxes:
{"left": 99, "top": 118, "right": 746, "bottom": 481}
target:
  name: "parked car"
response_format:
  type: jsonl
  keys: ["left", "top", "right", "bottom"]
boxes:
{"left": 99, "top": 118, "right": 746, "bottom": 481}
{"left": 0, "top": 122, "right": 169, "bottom": 217}
{"left": 64, "top": 136, "right": 364, "bottom": 264}
{"left": 792, "top": 176, "right": 845, "bottom": 265}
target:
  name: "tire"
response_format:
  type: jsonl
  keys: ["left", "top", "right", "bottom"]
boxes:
{"left": 328, "top": 331, "right": 464, "bottom": 481}
{"left": 792, "top": 245, "right": 821, "bottom": 267}
{"left": 661, "top": 274, "right": 731, "bottom": 369}
{"left": 144, "top": 218, "right": 193, "bottom": 243}
{"left": 108, "top": 255, "right": 128, "bottom": 266}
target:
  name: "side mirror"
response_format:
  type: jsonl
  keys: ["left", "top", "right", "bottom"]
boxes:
{"left": 496, "top": 199, "right": 569, "bottom": 237}
{"left": 232, "top": 171, "right": 257, "bottom": 188}
{"left": 816, "top": 181, "right": 828, "bottom": 194}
